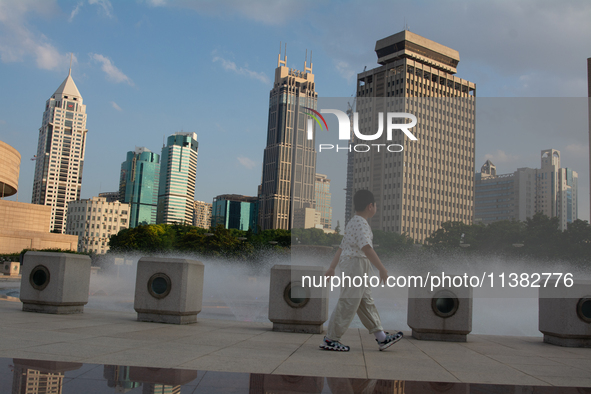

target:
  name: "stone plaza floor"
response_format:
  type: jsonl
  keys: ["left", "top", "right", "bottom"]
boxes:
{"left": 0, "top": 297, "right": 590, "bottom": 392}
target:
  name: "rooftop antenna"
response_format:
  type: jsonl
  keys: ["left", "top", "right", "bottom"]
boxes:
{"left": 163, "top": 135, "right": 165, "bottom": 148}
{"left": 277, "top": 41, "right": 287, "bottom": 67}
{"left": 68, "top": 53, "right": 73, "bottom": 76}
{"left": 304, "top": 49, "right": 313, "bottom": 74}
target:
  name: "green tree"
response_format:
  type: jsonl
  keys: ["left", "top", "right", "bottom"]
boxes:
{"left": 521, "top": 212, "right": 561, "bottom": 259}
{"left": 425, "top": 221, "right": 475, "bottom": 248}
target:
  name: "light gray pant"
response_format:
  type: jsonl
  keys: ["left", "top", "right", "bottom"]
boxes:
{"left": 326, "top": 256, "right": 384, "bottom": 342}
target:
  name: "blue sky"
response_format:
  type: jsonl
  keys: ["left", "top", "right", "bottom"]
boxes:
{"left": 1, "top": 0, "right": 590, "bottom": 226}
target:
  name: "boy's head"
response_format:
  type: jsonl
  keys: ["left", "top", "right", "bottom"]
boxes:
{"left": 354, "top": 189, "right": 375, "bottom": 214}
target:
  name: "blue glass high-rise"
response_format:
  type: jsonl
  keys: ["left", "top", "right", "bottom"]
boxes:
{"left": 119, "top": 147, "right": 160, "bottom": 228}
{"left": 157, "top": 132, "right": 199, "bottom": 225}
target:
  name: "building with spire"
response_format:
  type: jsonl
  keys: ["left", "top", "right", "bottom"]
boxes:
{"left": 31, "top": 67, "right": 88, "bottom": 233}
{"left": 157, "top": 132, "right": 198, "bottom": 225}
{"left": 258, "top": 48, "right": 318, "bottom": 230}
{"left": 119, "top": 147, "right": 160, "bottom": 228}
{"left": 350, "top": 31, "right": 476, "bottom": 243}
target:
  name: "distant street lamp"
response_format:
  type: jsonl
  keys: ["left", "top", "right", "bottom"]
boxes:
{"left": 512, "top": 243, "right": 524, "bottom": 248}
{"left": 268, "top": 241, "right": 278, "bottom": 245}
{"left": 237, "top": 237, "right": 247, "bottom": 241}
{"left": 205, "top": 233, "right": 214, "bottom": 237}
{"left": 459, "top": 233, "right": 470, "bottom": 248}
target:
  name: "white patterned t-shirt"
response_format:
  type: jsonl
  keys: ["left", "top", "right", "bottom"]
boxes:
{"left": 339, "top": 215, "right": 373, "bottom": 259}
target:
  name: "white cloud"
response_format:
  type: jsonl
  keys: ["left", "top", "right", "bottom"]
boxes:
{"left": 564, "top": 144, "right": 588, "bottom": 159}
{"left": 147, "top": 0, "right": 314, "bottom": 25}
{"left": 237, "top": 156, "right": 257, "bottom": 170}
{"left": 91, "top": 53, "right": 134, "bottom": 85}
{"left": 212, "top": 54, "right": 269, "bottom": 85}
{"left": 0, "top": 0, "right": 72, "bottom": 71}
{"left": 145, "top": 0, "right": 166, "bottom": 6}
{"left": 68, "top": 2, "right": 83, "bottom": 22}
{"left": 335, "top": 60, "right": 356, "bottom": 83}
{"left": 483, "top": 150, "right": 520, "bottom": 165}
{"left": 88, "top": 0, "right": 113, "bottom": 18}
{"left": 110, "top": 101, "right": 122, "bottom": 111}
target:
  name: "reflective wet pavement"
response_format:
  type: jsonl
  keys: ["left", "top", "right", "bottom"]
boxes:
{"left": 2, "top": 357, "right": 591, "bottom": 393}
{"left": 0, "top": 297, "right": 590, "bottom": 391}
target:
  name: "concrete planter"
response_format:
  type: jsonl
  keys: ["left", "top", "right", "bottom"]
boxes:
{"left": 539, "top": 279, "right": 591, "bottom": 347}
{"left": 268, "top": 264, "right": 328, "bottom": 334}
{"left": 134, "top": 257, "right": 204, "bottom": 324}
{"left": 19, "top": 251, "right": 91, "bottom": 314}
{"left": 407, "top": 282, "right": 473, "bottom": 342}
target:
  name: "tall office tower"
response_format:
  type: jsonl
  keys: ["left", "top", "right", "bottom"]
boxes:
{"left": 119, "top": 147, "right": 160, "bottom": 228}
{"left": 537, "top": 149, "right": 578, "bottom": 230}
{"left": 193, "top": 200, "right": 212, "bottom": 229}
{"left": 211, "top": 194, "right": 258, "bottom": 231}
{"left": 587, "top": 58, "right": 590, "bottom": 221}
{"left": 31, "top": 69, "right": 88, "bottom": 233}
{"left": 157, "top": 132, "right": 198, "bottom": 225}
{"left": 352, "top": 31, "right": 476, "bottom": 242}
{"left": 474, "top": 149, "right": 578, "bottom": 230}
{"left": 315, "top": 173, "right": 332, "bottom": 229}
{"left": 65, "top": 196, "right": 129, "bottom": 254}
{"left": 258, "top": 50, "right": 317, "bottom": 230}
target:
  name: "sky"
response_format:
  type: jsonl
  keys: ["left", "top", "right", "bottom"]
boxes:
{"left": 0, "top": 0, "right": 590, "bottom": 227}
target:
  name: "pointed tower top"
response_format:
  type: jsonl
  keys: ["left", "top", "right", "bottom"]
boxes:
{"left": 54, "top": 69, "right": 81, "bottom": 99}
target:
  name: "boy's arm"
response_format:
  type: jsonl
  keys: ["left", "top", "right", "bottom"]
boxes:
{"left": 362, "top": 244, "right": 388, "bottom": 284}
{"left": 324, "top": 248, "right": 342, "bottom": 277}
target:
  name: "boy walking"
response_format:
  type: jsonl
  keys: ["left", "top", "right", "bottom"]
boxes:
{"left": 320, "top": 190, "right": 403, "bottom": 352}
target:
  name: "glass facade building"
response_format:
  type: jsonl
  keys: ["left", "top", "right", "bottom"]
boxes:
{"left": 157, "top": 132, "right": 199, "bottom": 225}
{"left": 211, "top": 194, "right": 258, "bottom": 231}
{"left": 119, "top": 147, "right": 160, "bottom": 228}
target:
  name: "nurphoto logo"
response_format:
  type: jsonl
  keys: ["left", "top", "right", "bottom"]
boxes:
{"left": 304, "top": 108, "right": 418, "bottom": 153}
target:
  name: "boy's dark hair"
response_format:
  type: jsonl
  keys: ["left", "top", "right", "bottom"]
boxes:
{"left": 354, "top": 189, "right": 375, "bottom": 212}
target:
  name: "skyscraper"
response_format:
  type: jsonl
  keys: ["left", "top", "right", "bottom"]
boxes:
{"left": 587, "top": 57, "right": 590, "bottom": 221}
{"left": 258, "top": 50, "right": 317, "bottom": 230}
{"left": 315, "top": 173, "right": 332, "bottom": 229}
{"left": 350, "top": 31, "right": 476, "bottom": 242}
{"left": 31, "top": 68, "right": 88, "bottom": 233}
{"left": 119, "top": 147, "right": 160, "bottom": 227}
{"left": 157, "top": 132, "right": 198, "bottom": 225}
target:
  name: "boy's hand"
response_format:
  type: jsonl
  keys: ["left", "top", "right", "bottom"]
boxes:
{"left": 325, "top": 267, "right": 336, "bottom": 277}
{"left": 379, "top": 268, "right": 388, "bottom": 285}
